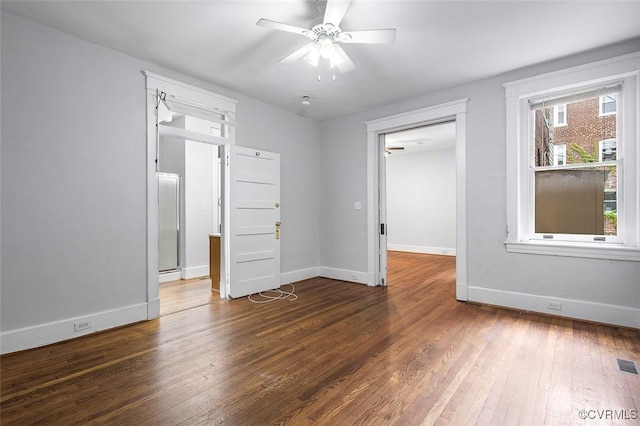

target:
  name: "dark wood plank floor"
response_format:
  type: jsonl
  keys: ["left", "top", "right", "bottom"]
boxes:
{"left": 2, "top": 252, "right": 639, "bottom": 425}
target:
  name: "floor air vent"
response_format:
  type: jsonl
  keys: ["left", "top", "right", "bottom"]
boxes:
{"left": 616, "top": 358, "right": 639, "bottom": 375}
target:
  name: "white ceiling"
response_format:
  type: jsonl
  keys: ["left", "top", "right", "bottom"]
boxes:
{"left": 385, "top": 121, "right": 455, "bottom": 155}
{"left": 3, "top": 1, "right": 640, "bottom": 121}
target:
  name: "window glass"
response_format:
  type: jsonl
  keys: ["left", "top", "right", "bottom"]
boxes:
{"left": 554, "top": 104, "right": 567, "bottom": 126}
{"left": 553, "top": 143, "right": 566, "bottom": 166}
{"left": 599, "top": 138, "right": 617, "bottom": 162}
{"left": 599, "top": 94, "right": 617, "bottom": 116}
{"left": 532, "top": 92, "right": 618, "bottom": 236}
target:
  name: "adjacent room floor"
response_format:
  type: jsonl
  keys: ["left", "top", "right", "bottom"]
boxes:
{"left": 159, "top": 276, "right": 216, "bottom": 316}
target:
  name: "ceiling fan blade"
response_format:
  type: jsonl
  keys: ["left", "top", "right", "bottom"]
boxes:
{"left": 278, "top": 43, "right": 315, "bottom": 64}
{"left": 256, "top": 19, "right": 311, "bottom": 37}
{"left": 323, "top": 0, "right": 352, "bottom": 28}
{"left": 334, "top": 45, "right": 356, "bottom": 73}
{"left": 386, "top": 146, "right": 405, "bottom": 150}
{"left": 341, "top": 29, "right": 397, "bottom": 44}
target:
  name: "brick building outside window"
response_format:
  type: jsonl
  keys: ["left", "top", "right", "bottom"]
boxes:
{"left": 533, "top": 92, "right": 618, "bottom": 235}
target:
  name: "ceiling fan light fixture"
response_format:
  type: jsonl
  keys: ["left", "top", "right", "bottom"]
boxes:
{"left": 318, "top": 36, "right": 335, "bottom": 59}
{"left": 330, "top": 53, "right": 343, "bottom": 68}
{"left": 301, "top": 96, "right": 311, "bottom": 105}
{"left": 304, "top": 46, "right": 321, "bottom": 67}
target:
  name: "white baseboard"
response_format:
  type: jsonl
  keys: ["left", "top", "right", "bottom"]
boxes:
{"left": 467, "top": 286, "right": 640, "bottom": 329}
{"left": 281, "top": 267, "right": 320, "bottom": 285}
{"left": 147, "top": 297, "right": 160, "bottom": 319}
{"left": 319, "top": 267, "right": 368, "bottom": 285}
{"left": 159, "top": 271, "right": 181, "bottom": 283}
{"left": 181, "top": 265, "right": 209, "bottom": 280}
{"left": 388, "top": 244, "right": 456, "bottom": 256}
{"left": 456, "top": 281, "right": 468, "bottom": 301}
{"left": 0, "top": 303, "right": 148, "bottom": 355}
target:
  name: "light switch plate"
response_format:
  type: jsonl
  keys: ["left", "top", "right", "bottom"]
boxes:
{"left": 354, "top": 201, "right": 362, "bottom": 210}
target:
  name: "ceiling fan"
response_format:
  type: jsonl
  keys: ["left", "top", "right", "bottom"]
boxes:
{"left": 256, "top": 0, "right": 396, "bottom": 73}
{"left": 385, "top": 146, "right": 405, "bottom": 155}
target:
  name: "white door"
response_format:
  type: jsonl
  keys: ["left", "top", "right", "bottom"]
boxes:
{"left": 227, "top": 145, "right": 281, "bottom": 298}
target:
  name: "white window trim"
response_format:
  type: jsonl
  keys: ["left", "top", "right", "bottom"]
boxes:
{"left": 553, "top": 104, "right": 567, "bottom": 127}
{"left": 503, "top": 52, "right": 640, "bottom": 262}
{"left": 599, "top": 93, "right": 617, "bottom": 117}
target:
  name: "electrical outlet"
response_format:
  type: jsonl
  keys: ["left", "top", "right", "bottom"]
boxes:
{"left": 547, "top": 301, "right": 563, "bottom": 311}
{"left": 74, "top": 321, "right": 91, "bottom": 332}
{"left": 354, "top": 201, "right": 362, "bottom": 210}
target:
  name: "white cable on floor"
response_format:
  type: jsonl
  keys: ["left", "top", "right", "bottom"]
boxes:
{"left": 248, "top": 284, "right": 297, "bottom": 303}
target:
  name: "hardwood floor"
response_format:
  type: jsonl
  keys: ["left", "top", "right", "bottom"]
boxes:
{"left": 2, "top": 252, "right": 639, "bottom": 425}
{"left": 159, "top": 276, "right": 216, "bottom": 316}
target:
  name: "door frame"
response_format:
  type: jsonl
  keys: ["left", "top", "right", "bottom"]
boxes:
{"left": 144, "top": 71, "right": 238, "bottom": 318}
{"left": 365, "top": 98, "right": 469, "bottom": 301}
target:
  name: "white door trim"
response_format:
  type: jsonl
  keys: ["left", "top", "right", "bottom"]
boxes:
{"left": 365, "top": 98, "right": 469, "bottom": 300}
{"left": 144, "top": 72, "right": 238, "bottom": 317}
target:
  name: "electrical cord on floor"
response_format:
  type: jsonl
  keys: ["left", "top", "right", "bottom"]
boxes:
{"left": 248, "top": 284, "right": 297, "bottom": 303}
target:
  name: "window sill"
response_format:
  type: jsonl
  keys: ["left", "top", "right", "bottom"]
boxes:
{"left": 505, "top": 240, "right": 640, "bottom": 262}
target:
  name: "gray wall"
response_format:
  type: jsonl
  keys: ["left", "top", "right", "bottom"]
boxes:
{"left": 386, "top": 148, "right": 456, "bottom": 254}
{"left": 0, "top": 11, "right": 320, "bottom": 334}
{"left": 319, "top": 40, "right": 640, "bottom": 315}
{"left": 235, "top": 95, "right": 321, "bottom": 276}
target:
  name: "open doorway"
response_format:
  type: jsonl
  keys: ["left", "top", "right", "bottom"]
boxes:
{"left": 384, "top": 122, "right": 457, "bottom": 256}
{"left": 365, "top": 99, "right": 468, "bottom": 300}
{"left": 144, "top": 71, "right": 238, "bottom": 319}
{"left": 157, "top": 118, "right": 222, "bottom": 315}
{"left": 382, "top": 122, "right": 457, "bottom": 285}
{"left": 145, "top": 72, "right": 282, "bottom": 318}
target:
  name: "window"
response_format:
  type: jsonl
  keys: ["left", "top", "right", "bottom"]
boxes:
{"left": 554, "top": 104, "right": 567, "bottom": 126}
{"left": 504, "top": 53, "right": 639, "bottom": 261}
{"left": 599, "top": 138, "right": 617, "bottom": 162}
{"left": 532, "top": 91, "right": 619, "bottom": 238}
{"left": 553, "top": 143, "right": 566, "bottom": 166}
{"left": 599, "top": 93, "right": 617, "bottom": 116}
{"left": 604, "top": 190, "right": 617, "bottom": 212}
